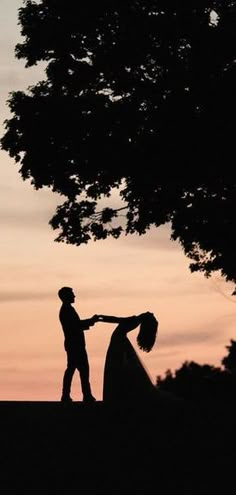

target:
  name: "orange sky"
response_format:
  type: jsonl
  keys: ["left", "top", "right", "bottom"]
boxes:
{"left": 0, "top": 0, "right": 235, "bottom": 401}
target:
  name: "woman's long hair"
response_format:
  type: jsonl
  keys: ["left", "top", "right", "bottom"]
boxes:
{"left": 137, "top": 312, "right": 158, "bottom": 352}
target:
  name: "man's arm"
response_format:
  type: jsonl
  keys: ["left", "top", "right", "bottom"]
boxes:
{"left": 79, "top": 315, "right": 99, "bottom": 330}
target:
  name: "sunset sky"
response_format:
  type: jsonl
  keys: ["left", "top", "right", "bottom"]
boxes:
{"left": 0, "top": 0, "right": 235, "bottom": 401}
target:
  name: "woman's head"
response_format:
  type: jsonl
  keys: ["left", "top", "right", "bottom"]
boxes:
{"left": 137, "top": 312, "right": 158, "bottom": 352}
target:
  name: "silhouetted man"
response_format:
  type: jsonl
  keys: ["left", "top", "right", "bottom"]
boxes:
{"left": 58, "top": 286, "right": 98, "bottom": 403}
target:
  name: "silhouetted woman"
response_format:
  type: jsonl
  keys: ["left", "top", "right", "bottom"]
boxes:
{"left": 98, "top": 312, "right": 158, "bottom": 403}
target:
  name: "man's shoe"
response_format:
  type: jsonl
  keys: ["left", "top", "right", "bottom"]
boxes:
{"left": 61, "top": 396, "right": 73, "bottom": 403}
{"left": 83, "top": 395, "right": 96, "bottom": 403}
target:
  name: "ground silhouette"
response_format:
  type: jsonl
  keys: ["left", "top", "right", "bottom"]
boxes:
{"left": 0, "top": 398, "right": 235, "bottom": 494}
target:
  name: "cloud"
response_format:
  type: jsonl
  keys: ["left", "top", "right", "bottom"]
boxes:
{"left": 120, "top": 224, "right": 180, "bottom": 252}
{"left": 0, "top": 210, "right": 52, "bottom": 229}
{"left": 0, "top": 350, "right": 59, "bottom": 363}
{"left": 0, "top": 178, "right": 62, "bottom": 229}
{"left": 158, "top": 329, "right": 217, "bottom": 348}
{"left": 0, "top": 291, "right": 54, "bottom": 302}
{"left": 157, "top": 312, "right": 236, "bottom": 350}
{"left": 81, "top": 281, "right": 208, "bottom": 300}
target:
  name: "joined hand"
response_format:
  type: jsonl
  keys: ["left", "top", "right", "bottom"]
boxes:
{"left": 90, "top": 314, "right": 99, "bottom": 324}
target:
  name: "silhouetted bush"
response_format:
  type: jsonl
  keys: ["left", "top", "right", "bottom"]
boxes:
{"left": 222, "top": 339, "right": 236, "bottom": 374}
{"left": 156, "top": 341, "right": 236, "bottom": 403}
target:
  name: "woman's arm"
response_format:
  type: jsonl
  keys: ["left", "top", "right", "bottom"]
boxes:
{"left": 98, "top": 315, "right": 142, "bottom": 333}
{"left": 97, "top": 315, "right": 126, "bottom": 324}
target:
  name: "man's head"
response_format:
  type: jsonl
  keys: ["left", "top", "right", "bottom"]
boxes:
{"left": 58, "top": 287, "right": 75, "bottom": 303}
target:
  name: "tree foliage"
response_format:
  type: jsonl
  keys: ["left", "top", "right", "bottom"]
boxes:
{"left": 156, "top": 357, "right": 235, "bottom": 401}
{"left": 1, "top": 1, "right": 236, "bottom": 289}
{"left": 222, "top": 339, "right": 236, "bottom": 373}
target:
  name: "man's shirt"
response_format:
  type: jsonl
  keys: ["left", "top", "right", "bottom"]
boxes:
{"left": 59, "top": 303, "right": 90, "bottom": 347}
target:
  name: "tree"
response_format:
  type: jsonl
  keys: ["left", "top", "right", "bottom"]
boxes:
{"left": 1, "top": 1, "right": 236, "bottom": 291}
{"left": 156, "top": 360, "right": 233, "bottom": 401}
{"left": 222, "top": 339, "right": 236, "bottom": 374}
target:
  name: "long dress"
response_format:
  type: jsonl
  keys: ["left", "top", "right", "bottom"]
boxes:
{"left": 102, "top": 316, "right": 157, "bottom": 403}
